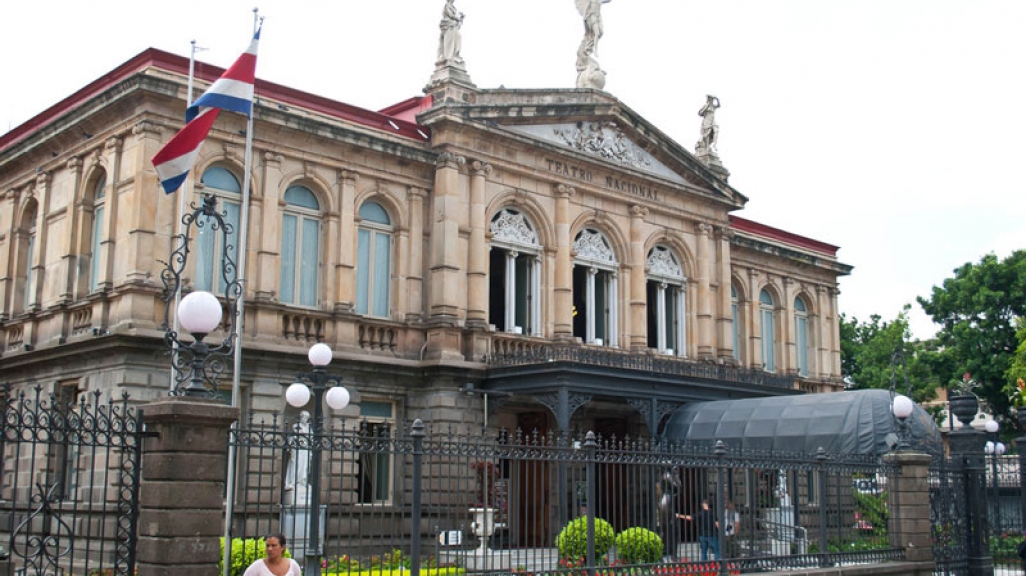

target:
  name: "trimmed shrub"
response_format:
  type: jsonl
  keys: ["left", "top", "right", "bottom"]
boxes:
{"left": 614, "top": 527, "right": 663, "bottom": 564}
{"left": 555, "top": 516, "right": 615, "bottom": 562}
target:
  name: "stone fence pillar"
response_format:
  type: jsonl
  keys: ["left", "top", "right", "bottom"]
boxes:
{"left": 136, "top": 397, "right": 239, "bottom": 576}
{"left": 883, "top": 451, "right": 934, "bottom": 566}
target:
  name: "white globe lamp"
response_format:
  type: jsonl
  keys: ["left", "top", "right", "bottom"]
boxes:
{"left": 325, "top": 386, "right": 351, "bottom": 411}
{"left": 308, "top": 343, "right": 333, "bottom": 367}
{"left": 892, "top": 395, "right": 914, "bottom": 420}
{"left": 178, "top": 291, "right": 222, "bottom": 335}
{"left": 285, "top": 382, "right": 311, "bottom": 408}
{"left": 985, "top": 420, "right": 999, "bottom": 434}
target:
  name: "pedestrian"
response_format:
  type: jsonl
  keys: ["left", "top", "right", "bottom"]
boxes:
{"left": 683, "top": 500, "right": 720, "bottom": 561}
{"left": 243, "top": 533, "right": 301, "bottom": 576}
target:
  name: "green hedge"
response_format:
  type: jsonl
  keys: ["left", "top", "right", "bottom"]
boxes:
{"left": 555, "top": 516, "right": 615, "bottom": 562}
{"left": 614, "top": 527, "right": 663, "bottom": 564}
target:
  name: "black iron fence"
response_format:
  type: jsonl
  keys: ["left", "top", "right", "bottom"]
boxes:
{"left": 226, "top": 414, "right": 905, "bottom": 575}
{"left": 0, "top": 386, "right": 143, "bottom": 576}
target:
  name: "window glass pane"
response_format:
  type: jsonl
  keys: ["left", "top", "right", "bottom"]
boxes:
{"left": 200, "top": 167, "right": 241, "bottom": 193}
{"left": 90, "top": 206, "right": 104, "bottom": 291}
{"left": 514, "top": 255, "right": 530, "bottom": 331}
{"left": 224, "top": 201, "right": 241, "bottom": 285}
{"left": 372, "top": 231, "right": 390, "bottom": 317}
{"left": 732, "top": 302, "right": 740, "bottom": 361}
{"left": 794, "top": 297, "right": 806, "bottom": 312}
{"left": 762, "top": 310, "right": 775, "bottom": 371}
{"left": 797, "top": 316, "right": 808, "bottom": 376}
{"left": 359, "top": 201, "right": 390, "bottom": 225}
{"left": 360, "top": 401, "right": 393, "bottom": 418}
{"left": 760, "top": 289, "right": 773, "bottom": 305}
{"left": 356, "top": 229, "right": 370, "bottom": 314}
{"left": 594, "top": 271, "right": 607, "bottom": 341}
{"left": 195, "top": 214, "right": 215, "bottom": 292}
{"left": 93, "top": 174, "right": 106, "bottom": 200}
{"left": 280, "top": 214, "right": 297, "bottom": 303}
{"left": 299, "top": 218, "right": 319, "bottom": 307}
{"left": 285, "top": 186, "right": 319, "bottom": 210}
{"left": 24, "top": 234, "right": 35, "bottom": 308}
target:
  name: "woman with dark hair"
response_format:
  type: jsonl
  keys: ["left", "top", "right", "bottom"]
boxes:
{"left": 243, "top": 533, "right": 301, "bottom": 576}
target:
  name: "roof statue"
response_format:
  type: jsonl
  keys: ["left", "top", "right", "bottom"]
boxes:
{"left": 437, "top": 0, "right": 465, "bottom": 67}
{"left": 695, "top": 95, "right": 728, "bottom": 176}
{"left": 575, "top": 0, "right": 612, "bottom": 90}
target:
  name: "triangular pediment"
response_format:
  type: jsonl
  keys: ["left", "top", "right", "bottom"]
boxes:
{"left": 505, "top": 121, "right": 687, "bottom": 185}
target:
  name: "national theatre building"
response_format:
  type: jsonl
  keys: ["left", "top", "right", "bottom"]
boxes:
{"left": 0, "top": 5, "right": 852, "bottom": 445}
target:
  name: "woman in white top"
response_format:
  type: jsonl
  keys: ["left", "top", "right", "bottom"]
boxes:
{"left": 243, "top": 533, "right": 301, "bottom": 576}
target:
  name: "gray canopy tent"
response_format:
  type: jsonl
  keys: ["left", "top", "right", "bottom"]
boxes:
{"left": 663, "top": 389, "right": 943, "bottom": 457}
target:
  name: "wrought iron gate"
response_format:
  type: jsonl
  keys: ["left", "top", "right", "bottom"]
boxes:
{"left": 0, "top": 385, "right": 143, "bottom": 576}
{"left": 930, "top": 457, "right": 971, "bottom": 576}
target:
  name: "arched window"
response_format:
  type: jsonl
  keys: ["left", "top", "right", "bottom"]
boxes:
{"left": 356, "top": 201, "right": 392, "bottom": 317}
{"left": 88, "top": 172, "right": 106, "bottom": 293}
{"left": 195, "top": 167, "right": 241, "bottom": 295}
{"left": 488, "top": 208, "right": 542, "bottom": 336}
{"left": 280, "top": 185, "right": 320, "bottom": 307}
{"left": 572, "top": 228, "right": 618, "bottom": 347}
{"left": 646, "top": 245, "right": 686, "bottom": 356}
{"left": 760, "top": 289, "right": 776, "bottom": 372}
{"left": 731, "top": 284, "right": 744, "bottom": 363}
{"left": 794, "top": 296, "right": 809, "bottom": 377}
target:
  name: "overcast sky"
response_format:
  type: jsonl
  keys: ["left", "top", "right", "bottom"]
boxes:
{"left": 3, "top": 1, "right": 1024, "bottom": 339}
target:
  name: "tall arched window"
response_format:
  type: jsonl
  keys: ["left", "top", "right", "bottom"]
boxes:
{"left": 488, "top": 208, "right": 542, "bottom": 336}
{"left": 794, "top": 296, "right": 809, "bottom": 377}
{"left": 646, "top": 245, "right": 686, "bottom": 356}
{"left": 760, "top": 289, "right": 776, "bottom": 372}
{"left": 280, "top": 185, "right": 320, "bottom": 307}
{"left": 195, "top": 167, "right": 241, "bottom": 295}
{"left": 572, "top": 228, "right": 618, "bottom": 347}
{"left": 731, "top": 284, "right": 744, "bottom": 363}
{"left": 88, "top": 172, "right": 106, "bottom": 293}
{"left": 356, "top": 201, "right": 392, "bottom": 318}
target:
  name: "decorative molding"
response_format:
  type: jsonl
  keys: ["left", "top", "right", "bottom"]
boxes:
{"left": 104, "top": 137, "right": 123, "bottom": 153}
{"left": 553, "top": 184, "right": 576, "bottom": 198}
{"left": 647, "top": 246, "right": 683, "bottom": 279}
{"left": 407, "top": 186, "right": 427, "bottom": 200}
{"left": 435, "top": 151, "right": 466, "bottom": 170}
{"left": 697, "top": 222, "right": 713, "bottom": 236}
{"left": 553, "top": 121, "right": 652, "bottom": 170}
{"left": 573, "top": 229, "right": 615, "bottom": 264}
{"left": 132, "top": 119, "right": 160, "bottom": 136}
{"left": 471, "top": 161, "right": 493, "bottom": 177}
{"left": 66, "top": 157, "right": 83, "bottom": 173}
{"left": 263, "top": 151, "right": 284, "bottom": 166}
{"left": 490, "top": 209, "right": 539, "bottom": 247}
{"left": 629, "top": 204, "right": 649, "bottom": 219}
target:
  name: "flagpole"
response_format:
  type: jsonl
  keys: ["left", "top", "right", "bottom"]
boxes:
{"left": 223, "top": 10, "right": 261, "bottom": 576}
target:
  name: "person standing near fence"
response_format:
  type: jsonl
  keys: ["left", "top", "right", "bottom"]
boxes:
{"left": 723, "top": 500, "right": 740, "bottom": 558}
{"left": 243, "top": 533, "right": 301, "bottom": 576}
{"left": 683, "top": 500, "right": 720, "bottom": 561}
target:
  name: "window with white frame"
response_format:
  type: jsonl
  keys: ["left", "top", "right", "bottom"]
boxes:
{"left": 358, "top": 400, "right": 395, "bottom": 504}
{"left": 195, "top": 167, "right": 241, "bottom": 295}
{"left": 488, "top": 208, "right": 542, "bottom": 336}
{"left": 645, "top": 245, "right": 686, "bottom": 356}
{"left": 572, "top": 228, "right": 618, "bottom": 347}
{"left": 760, "top": 289, "right": 776, "bottom": 372}
{"left": 88, "top": 172, "right": 106, "bottom": 293}
{"left": 356, "top": 201, "right": 392, "bottom": 318}
{"left": 280, "top": 185, "right": 320, "bottom": 307}
{"left": 795, "top": 296, "right": 809, "bottom": 377}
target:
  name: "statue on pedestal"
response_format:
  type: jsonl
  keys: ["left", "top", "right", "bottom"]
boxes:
{"left": 284, "top": 410, "right": 312, "bottom": 506}
{"left": 437, "top": 0, "right": 465, "bottom": 66}
{"left": 696, "top": 95, "right": 721, "bottom": 156}
{"left": 574, "top": 0, "right": 612, "bottom": 89}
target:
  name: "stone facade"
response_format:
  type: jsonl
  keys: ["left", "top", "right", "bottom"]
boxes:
{"left": 0, "top": 48, "right": 851, "bottom": 435}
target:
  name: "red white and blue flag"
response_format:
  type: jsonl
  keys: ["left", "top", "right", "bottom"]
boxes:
{"left": 152, "top": 28, "right": 260, "bottom": 194}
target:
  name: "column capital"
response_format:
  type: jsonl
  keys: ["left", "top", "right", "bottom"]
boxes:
{"left": 132, "top": 119, "right": 161, "bottom": 136}
{"left": 717, "top": 226, "right": 735, "bottom": 241}
{"left": 470, "top": 160, "right": 493, "bottom": 177}
{"left": 263, "top": 151, "right": 285, "bottom": 166}
{"left": 629, "top": 204, "right": 649, "bottom": 219}
{"left": 697, "top": 222, "right": 713, "bottom": 236}
{"left": 436, "top": 151, "right": 466, "bottom": 170}
{"left": 104, "top": 136, "right": 124, "bottom": 153}
{"left": 408, "top": 186, "right": 428, "bottom": 200}
{"left": 553, "top": 183, "right": 576, "bottom": 198}
{"left": 66, "top": 156, "right": 83, "bottom": 174}
{"left": 338, "top": 169, "right": 360, "bottom": 183}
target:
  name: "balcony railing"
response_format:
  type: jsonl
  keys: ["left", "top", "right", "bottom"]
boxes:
{"left": 487, "top": 337, "right": 797, "bottom": 390}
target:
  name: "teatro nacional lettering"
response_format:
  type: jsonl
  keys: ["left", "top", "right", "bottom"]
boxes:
{"left": 545, "top": 157, "right": 661, "bottom": 202}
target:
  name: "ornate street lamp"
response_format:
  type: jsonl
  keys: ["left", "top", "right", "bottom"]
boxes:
{"left": 284, "top": 343, "right": 352, "bottom": 576}
{"left": 889, "top": 347, "right": 915, "bottom": 450}
{"left": 160, "top": 195, "right": 241, "bottom": 396}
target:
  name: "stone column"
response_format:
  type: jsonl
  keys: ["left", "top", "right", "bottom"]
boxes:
{"left": 830, "top": 288, "right": 842, "bottom": 377}
{"left": 27, "top": 172, "right": 50, "bottom": 312}
{"left": 406, "top": 187, "right": 427, "bottom": 322}
{"left": 466, "top": 161, "right": 492, "bottom": 328}
{"left": 815, "top": 286, "right": 830, "bottom": 378}
{"left": 695, "top": 223, "right": 713, "bottom": 358}
{"left": 255, "top": 152, "right": 285, "bottom": 302}
{"left": 783, "top": 277, "right": 796, "bottom": 374}
{"left": 716, "top": 227, "right": 734, "bottom": 361}
{"left": 628, "top": 205, "right": 647, "bottom": 351}
{"left": 0, "top": 188, "right": 17, "bottom": 318}
{"left": 60, "top": 157, "right": 84, "bottom": 305}
{"left": 126, "top": 121, "right": 161, "bottom": 287}
{"left": 748, "top": 268, "right": 762, "bottom": 368}
{"left": 427, "top": 152, "right": 465, "bottom": 322}
{"left": 553, "top": 184, "right": 575, "bottom": 339}
{"left": 882, "top": 451, "right": 934, "bottom": 565}
{"left": 136, "top": 398, "right": 239, "bottom": 576}
{"left": 334, "top": 170, "right": 359, "bottom": 312}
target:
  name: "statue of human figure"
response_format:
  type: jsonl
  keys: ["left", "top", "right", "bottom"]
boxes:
{"left": 437, "top": 0, "right": 464, "bottom": 66}
{"left": 576, "top": 0, "right": 612, "bottom": 57}
{"left": 697, "top": 95, "right": 721, "bottom": 154}
{"left": 284, "top": 410, "right": 312, "bottom": 505}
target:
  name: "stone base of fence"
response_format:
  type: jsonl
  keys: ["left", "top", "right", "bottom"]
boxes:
{"left": 883, "top": 450, "right": 933, "bottom": 564}
{"left": 136, "top": 397, "right": 239, "bottom": 576}
{"left": 756, "top": 561, "right": 935, "bottom": 576}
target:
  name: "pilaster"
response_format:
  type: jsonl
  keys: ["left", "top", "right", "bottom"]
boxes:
{"left": 466, "top": 161, "right": 492, "bottom": 329}
{"left": 553, "top": 184, "right": 575, "bottom": 339}
{"left": 716, "top": 227, "right": 734, "bottom": 361}
{"left": 695, "top": 222, "right": 713, "bottom": 358}
{"left": 406, "top": 187, "right": 427, "bottom": 322}
{"left": 334, "top": 170, "right": 360, "bottom": 313}
{"left": 627, "top": 205, "right": 647, "bottom": 351}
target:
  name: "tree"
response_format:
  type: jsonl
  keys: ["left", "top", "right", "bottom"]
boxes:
{"left": 840, "top": 307, "right": 938, "bottom": 403}
{"left": 917, "top": 250, "right": 1026, "bottom": 418}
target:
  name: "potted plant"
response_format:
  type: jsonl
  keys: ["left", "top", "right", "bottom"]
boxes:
{"left": 1005, "top": 377, "right": 1026, "bottom": 430}
{"left": 948, "top": 373, "right": 980, "bottom": 428}
{"left": 469, "top": 460, "right": 499, "bottom": 554}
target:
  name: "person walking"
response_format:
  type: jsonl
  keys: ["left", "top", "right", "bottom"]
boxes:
{"left": 682, "top": 500, "right": 720, "bottom": 561}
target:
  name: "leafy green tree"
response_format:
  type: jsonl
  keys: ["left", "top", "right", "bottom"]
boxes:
{"left": 917, "top": 250, "right": 1026, "bottom": 417}
{"left": 840, "top": 308, "right": 939, "bottom": 405}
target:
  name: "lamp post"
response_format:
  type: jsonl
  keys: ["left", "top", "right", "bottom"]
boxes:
{"left": 983, "top": 420, "right": 1005, "bottom": 536}
{"left": 889, "top": 347, "right": 915, "bottom": 450}
{"left": 284, "top": 343, "right": 352, "bottom": 576}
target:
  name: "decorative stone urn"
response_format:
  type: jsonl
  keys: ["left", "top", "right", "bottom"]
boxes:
{"left": 949, "top": 394, "right": 979, "bottom": 428}
{"left": 469, "top": 507, "right": 496, "bottom": 554}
